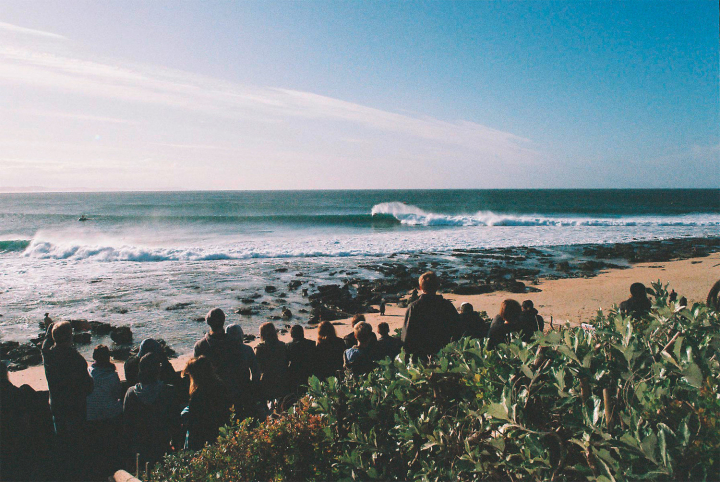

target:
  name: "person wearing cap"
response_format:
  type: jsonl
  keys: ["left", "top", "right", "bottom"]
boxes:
{"left": 401, "top": 271, "right": 460, "bottom": 359}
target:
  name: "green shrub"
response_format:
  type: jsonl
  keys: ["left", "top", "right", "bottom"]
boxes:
{"left": 153, "top": 283, "right": 720, "bottom": 481}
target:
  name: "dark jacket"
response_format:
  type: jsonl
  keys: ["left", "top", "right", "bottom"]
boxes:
{"left": 123, "top": 381, "right": 178, "bottom": 466}
{"left": 518, "top": 308, "right": 544, "bottom": 342}
{"left": 343, "top": 346, "right": 376, "bottom": 377}
{"left": 314, "top": 337, "right": 346, "bottom": 380}
{"left": 42, "top": 330, "right": 94, "bottom": 418}
{"left": 287, "top": 338, "right": 316, "bottom": 393}
{"left": 619, "top": 296, "right": 652, "bottom": 319}
{"left": 254, "top": 340, "right": 289, "bottom": 401}
{"left": 487, "top": 315, "right": 521, "bottom": 349}
{"left": 458, "top": 311, "right": 490, "bottom": 340}
{"left": 124, "top": 354, "right": 177, "bottom": 388}
{"left": 401, "top": 294, "right": 460, "bottom": 358}
{"left": 194, "top": 332, "right": 254, "bottom": 400}
{"left": 373, "top": 335, "right": 403, "bottom": 361}
{"left": 186, "top": 381, "right": 231, "bottom": 451}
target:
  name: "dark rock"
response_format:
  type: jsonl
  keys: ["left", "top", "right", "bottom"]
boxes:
{"left": 281, "top": 308, "right": 293, "bottom": 320}
{"left": 166, "top": 302, "right": 193, "bottom": 311}
{"left": 298, "top": 308, "right": 308, "bottom": 314}
{"left": 240, "top": 298, "right": 255, "bottom": 304}
{"left": 5, "top": 344, "right": 42, "bottom": 369}
{"left": 249, "top": 293, "right": 262, "bottom": 299}
{"left": 264, "top": 285, "right": 277, "bottom": 293}
{"left": 236, "top": 307, "right": 256, "bottom": 316}
{"left": 73, "top": 332, "right": 92, "bottom": 344}
{"left": 88, "top": 321, "right": 112, "bottom": 335}
{"left": 69, "top": 319, "right": 91, "bottom": 332}
{"left": 0, "top": 341, "right": 20, "bottom": 358}
{"left": 108, "top": 346, "right": 132, "bottom": 360}
{"left": 288, "top": 280, "right": 302, "bottom": 290}
{"left": 452, "top": 283, "right": 494, "bottom": 295}
{"left": 275, "top": 267, "right": 288, "bottom": 273}
{"left": 194, "top": 317, "right": 205, "bottom": 322}
{"left": 243, "top": 334, "right": 256, "bottom": 343}
{"left": 110, "top": 326, "right": 133, "bottom": 345}
{"left": 156, "top": 339, "right": 177, "bottom": 358}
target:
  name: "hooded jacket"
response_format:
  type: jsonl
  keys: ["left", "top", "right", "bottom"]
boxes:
{"left": 194, "top": 331, "right": 253, "bottom": 399}
{"left": 86, "top": 363, "right": 123, "bottom": 421}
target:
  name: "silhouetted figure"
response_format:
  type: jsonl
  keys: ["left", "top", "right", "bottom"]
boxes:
{"left": 487, "top": 299, "right": 523, "bottom": 349}
{"left": 518, "top": 300, "right": 545, "bottom": 342}
{"left": 401, "top": 271, "right": 460, "bottom": 359}
{"left": 194, "top": 309, "right": 254, "bottom": 413}
{"left": 86, "top": 345, "right": 123, "bottom": 480}
{"left": 374, "top": 322, "right": 403, "bottom": 361}
{"left": 409, "top": 289, "right": 419, "bottom": 303}
{"left": 254, "top": 322, "right": 289, "bottom": 407}
{"left": 182, "top": 356, "right": 231, "bottom": 451}
{"left": 678, "top": 296, "right": 688, "bottom": 308}
{"left": 344, "top": 322, "right": 376, "bottom": 377}
{"left": 287, "top": 325, "right": 316, "bottom": 395}
{"left": 43, "top": 312, "right": 52, "bottom": 329}
{"left": 123, "top": 353, "right": 179, "bottom": 468}
{"left": 379, "top": 299, "right": 386, "bottom": 316}
{"left": 669, "top": 289, "right": 677, "bottom": 303}
{"left": 314, "top": 321, "right": 346, "bottom": 380}
{"left": 344, "top": 314, "right": 366, "bottom": 348}
{"left": 0, "top": 362, "right": 36, "bottom": 481}
{"left": 225, "top": 324, "right": 261, "bottom": 417}
{"left": 42, "top": 320, "right": 94, "bottom": 481}
{"left": 125, "top": 338, "right": 178, "bottom": 387}
{"left": 457, "top": 302, "right": 489, "bottom": 341}
{"left": 618, "top": 283, "right": 652, "bottom": 319}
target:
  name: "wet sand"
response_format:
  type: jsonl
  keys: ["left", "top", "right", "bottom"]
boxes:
{"left": 10, "top": 252, "right": 719, "bottom": 391}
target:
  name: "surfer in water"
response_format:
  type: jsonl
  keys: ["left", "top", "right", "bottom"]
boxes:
{"left": 78, "top": 215, "right": 88, "bottom": 222}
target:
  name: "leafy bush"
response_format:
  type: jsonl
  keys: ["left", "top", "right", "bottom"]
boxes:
{"left": 152, "top": 283, "right": 720, "bottom": 481}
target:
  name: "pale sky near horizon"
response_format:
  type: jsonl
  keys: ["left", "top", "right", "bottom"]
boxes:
{"left": 0, "top": 1, "right": 718, "bottom": 191}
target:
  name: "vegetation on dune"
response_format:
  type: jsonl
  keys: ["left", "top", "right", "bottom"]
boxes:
{"left": 150, "top": 282, "right": 720, "bottom": 481}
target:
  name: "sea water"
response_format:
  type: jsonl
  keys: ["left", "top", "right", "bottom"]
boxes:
{"left": 1, "top": 189, "right": 718, "bottom": 355}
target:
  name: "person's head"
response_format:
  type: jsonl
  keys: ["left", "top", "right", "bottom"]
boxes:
{"left": 317, "top": 321, "right": 337, "bottom": 343}
{"left": 138, "top": 338, "right": 161, "bottom": 358}
{"left": 351, "top": 314, "right": 365, "bottom": 327}
{"left": 92, "top": 344, "right": 113, "bottom": 367}
{"left": 377, "top": 322, "right": 390, "bottom": 337}
{"left": 51, "top": 321, "right": 73, "bottom": 346}
{"left": 205, "top": 307, "right": 226, "bottom": 332}
{"left": 226, "top": 324, "right": 244, "bottom": 343}
{"left": 183, "top": 356, "right": 219, "bottom": 395}
{"left": 354, "top": 322, "right": 373, "bottom": 346}
{"left": 679, "top": 296, "right": 688, "bottom": 307}
{"left": 290, "top": 324, "right": 304, "bottom": 340}
{"left": 522, "top": 300, "right": 534, "bottom": 311}
{"left": 499, "top": 299, "right": 522, "bottom": 323}
{"left": 419, "top": 271, "right": 440, "bottom": 295}
{"left": 460, "top": 302, "right": 473, "bottom": 314}
{"left": 259, "top": 322, "right": 278, "bottom": 343}
{"left": 138, "top": 352, "right": 161, "bottom": 385}
{"left": 630, "top": 283, "right": 647, "bottom": 299}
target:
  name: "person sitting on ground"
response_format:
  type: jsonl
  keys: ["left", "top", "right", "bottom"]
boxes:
{"left": 678, "top": 296, "right": 688, "bottom": 308}
{"left": 618, "top": 283, "right": 652, "bottom": 319}
{"left": 518, "top": 300, "right": 545, "bottom": 342}
{"left": 41, "top": 320, "right": 94, "bottom": 480}
{"left": 373, "top": 322, "right": 403, "bottom": 360}
{"left": 86, "top": 345, "right": 123, "bottom": 480}
{"left": 286, "top": 325, "right": 316, "bottom": 396}
{"left": 401, "top": 271, "right": 460, "bottom": 359}
{"left": 194, "top": 309, "right": 252, "bottom": 413}
{"left": 487, "top": 299, "right": 523, "bottom": 349}
{"left": 254, "top": 322, "right": 289, "bottom": 407}
{"left": 123, "top": 353, "right": 180, "bottom": 468}
{"left": 182, "top": 356, "right": 231, "bottom": 451}
{"left": 457, "top": 302, "right": 489, "bottom": 341}
{"left": 344, "top": 314, "right": 366, "bottom": 348}
{"left": 344, "top": 322, "right": 377, "bottom": 376}
{"left": 314, "top": 321, "right": 346, "bottom": 380}
{"left": 124, "top": 338, "right": 178, "bottom": 388}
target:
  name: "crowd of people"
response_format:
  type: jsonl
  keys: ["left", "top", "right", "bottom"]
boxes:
{"left": 0, "top": 271, "right": 657, "bottom": 481}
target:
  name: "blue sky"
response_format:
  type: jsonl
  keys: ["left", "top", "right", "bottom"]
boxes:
{"left": 0, "top": 1, "right": 717, "bottom": 190}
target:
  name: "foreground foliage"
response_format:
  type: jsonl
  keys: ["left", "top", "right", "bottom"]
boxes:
{"left": 151, "top": 283, "right": 720, "bottom": 481}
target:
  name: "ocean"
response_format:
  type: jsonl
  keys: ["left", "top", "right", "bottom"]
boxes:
{"left": 1, "top": 189, "right": 718, "bottom": 356}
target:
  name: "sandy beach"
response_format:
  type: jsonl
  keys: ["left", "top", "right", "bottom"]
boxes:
{"left": 10, "top": 251, "right": 719, "bottom": 391}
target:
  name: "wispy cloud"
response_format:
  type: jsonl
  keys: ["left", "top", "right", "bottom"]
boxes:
{"left": 0, "top": 21, "right": 67, "bottom": 40}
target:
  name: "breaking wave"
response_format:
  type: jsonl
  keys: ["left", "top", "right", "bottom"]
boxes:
{"left": 370, "top": 202, "right": 720, "bottom": 227}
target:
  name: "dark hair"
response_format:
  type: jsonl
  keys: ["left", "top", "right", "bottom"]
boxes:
{"left": 630, "top": 283, "right": 647, "bottom": 298}
{"left": 290, "top": 324, "right": 304, "bottom": 340}
{"left": 522, "top": 300, "right": 534, "bottom": 310}
{"left": 259, "top": 322, "right": 278, "bottom": 343}
{"left": 183, "top": 356, "right": 221, "bottom": 395}
{"left": 52, "top": 321, "right": 73, "bottom": 345}
{"left": 351, "top": 314, "right": 365, "bottom": 327}
{"left": 93, "top": 344, "right": 112, "bottom": 366}
{"left": 138, "top": 353, "right": 161, "bottom": 385}
{"left": 419, "top": 271, "right": 440, "bottom": 294}
{"left": 317, "top": 321, "right": 338, "bottom": 343}
{"left": 354, "top": 322, "right": 373, "bottom": 345}
{"left": 377, "top": 322, "right": 390, "bottom": 336}
{"left": 205, "top": 308, "right": 226, "bottom": 330}
{"left": 499, "top": 299, "right": 522, "bottom": 323}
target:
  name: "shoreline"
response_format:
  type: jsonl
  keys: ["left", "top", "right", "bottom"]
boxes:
{"left": 10, "top": 251, "right": 719, "bottom": 391}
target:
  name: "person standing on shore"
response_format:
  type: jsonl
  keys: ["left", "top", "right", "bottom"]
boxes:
{"left": 194, "top": 309, "right": 252, "bottom": 414}
{"left": 286, "top": 324, "right": 316, "bottom": 396}
{"left": 41, "top": 320, "right": 94, "bottom": 481}
{"left": 379, "top": 299, "right": 386, "bottom": 316}
{"left": 401, "top": 271, "right": 460, "bottom": 360}
{"left": 618, "top": 283, "right": 652, "bottom": 319}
